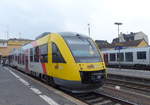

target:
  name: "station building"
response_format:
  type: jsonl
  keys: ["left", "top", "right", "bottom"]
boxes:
{"left": 0, "top": 38, "right": 33, "bottom": 57}
{"left": 96, "top": 31, "right": 149, "bottom": 51}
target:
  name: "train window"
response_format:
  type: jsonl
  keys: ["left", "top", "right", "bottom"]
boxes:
{"left": 30, "top": 48, "right": 33, "bottom": 62}
{"left": 63, "top": 36, "right": 101, "bottom": 63}
{"left": 20, "top": 54, "right": 22, "bottom": 64}
{"left": 52, "top": 42, "right": 66, "bottom": 63}
{"left": 125, "top": 52, "right": 133, "bottom": 62}
{"left": 117, "top": 53, "right": 124, "bottom": 61}
{"left": 20, "top": 54, "right": 21, "bottom": 64}
{"left": 110, "top": 53, "right": 116, "bottom": 61}
{"left": 22, "top": 54, "right": 25, "bottom": 65}
{"left": 34, "top": 47, "right": 40, "bottom": 62}
{"left": 18, "top": 54, "right": 21, "bottom": 64}
{"left": 15, "top": 55, "right": 17, "bottom": 61}
{"left": 39, "top": 44, "right": 48, "bottom": 63}
{"left": 137, "top": 51, "right": 146, "bottom": 59}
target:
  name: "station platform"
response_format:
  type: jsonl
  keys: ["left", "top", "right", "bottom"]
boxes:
{"left": 0, "top": 65, "right": 85, "bottom": 105}
{"left": 107, "top": 68, "right": 150, "bottom": 79}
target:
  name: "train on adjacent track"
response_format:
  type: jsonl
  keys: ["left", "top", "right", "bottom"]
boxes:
{"left": 8, "top": 32, "right": 106, "bottom": 93}
{"left": 102, "top": 47, "right": 150, "bottom": 69}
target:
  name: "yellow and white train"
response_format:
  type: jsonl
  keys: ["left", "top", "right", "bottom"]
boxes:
{"left": 8, "top": 32, "right": 106, "bottom": 93}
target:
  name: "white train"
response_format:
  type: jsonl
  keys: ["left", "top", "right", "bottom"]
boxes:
{"left": 102, "top": 47, "right": 150, "bottom": 69}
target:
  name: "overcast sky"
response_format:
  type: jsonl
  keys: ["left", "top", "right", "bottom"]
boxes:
{"left": 0, "top": 0, "right": 150, "bottom": 42}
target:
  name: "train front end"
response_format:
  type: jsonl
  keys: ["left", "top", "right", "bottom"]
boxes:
{"left": 54, "top": 32, "right": 106, "bottom": 93}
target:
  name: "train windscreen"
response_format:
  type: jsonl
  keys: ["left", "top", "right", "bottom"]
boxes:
{"left": 63, "top": 36, "right": 102, "bottom": 63}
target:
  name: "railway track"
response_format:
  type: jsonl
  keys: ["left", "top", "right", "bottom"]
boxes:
{"left": 102, "top": 74, "right": 150, "bottom": 105}
{"left": 6, "top": 66, "right": 134, "bottom": 105}
{"left": 107, "top": 74, "right": 150, "bottom": 89}
{"left": 106, "top": 78, "right": 150, "bottom": 93}
{"left": 106, "top": 74, "right": 150, "bottom": 94}
{"left": 68, "top": 92, "right": 134, "bottom": 105}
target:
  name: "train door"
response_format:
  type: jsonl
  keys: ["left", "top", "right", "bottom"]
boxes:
{"left": 51, "top": 42, "right": 66, "bottom": 76}
{"left": 103, "top": 53, "right": 108, "bottom": 65}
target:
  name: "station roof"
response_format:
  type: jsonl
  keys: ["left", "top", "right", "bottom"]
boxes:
{"left": 112, "top": 39, "right": 147, "bottom": 47}
{"left": 96, "top": 39, "right": 148, "bottom": 50}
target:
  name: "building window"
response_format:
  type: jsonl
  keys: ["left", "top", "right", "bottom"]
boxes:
{"left": 125, "top": 52, "right": 133, "bottom": 62}
{"left": 52, "top": 42, "right": 65, "bottom": 63}
{"left": 34, "top": 47, "right": 40, "bottom": 62}
{"left": 137, "top": 51, "right": 146, "bottom": 59}
{"left": 110, "top": 53, "right": 116, "bottom": 61}
{"left": 39, "top": 44, "right": 48, "bottom": 63}
{"left": 117, "top": 53, "right": 124, "bottom": 61}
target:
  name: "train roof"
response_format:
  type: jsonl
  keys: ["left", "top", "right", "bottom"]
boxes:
{"left": 10, "top": 32, "right": 90, "bottom": 53}
{"left": 59, "top": 32, "right": 89, "bottom": 38}
{"left": 102, "top": 46, "right": 150, "bottom": 53}
{"left": 35, "top": 32, "right": 89, "bottom": 40}
{"left": 35, "top": 32, "right": 51, "bottom": 40}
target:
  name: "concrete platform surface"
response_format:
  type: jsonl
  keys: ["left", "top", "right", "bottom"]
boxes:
{"left": 107, "top": 68, "right": 150, "bottom": 79}
{"left": 0, "top": 65, "right": 84, "bottom": 105}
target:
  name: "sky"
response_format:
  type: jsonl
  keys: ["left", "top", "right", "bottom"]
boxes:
{"left": 0, "top": 0, "right": 150, "bottom": 42}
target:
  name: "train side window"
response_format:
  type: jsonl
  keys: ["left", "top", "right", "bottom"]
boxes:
{"left": 110, "top": 53, "right": 116, "bottom": 61}
{"left": 34, "top": 47, "right": 40, "bottom": 62}
{"left": 39, "top": 44, "right": 48, "bottom": 63}
{"left": 17, "top": 55, "right": 19, "bottom": 63}
{"left": 22, "top": 54, "right": 25, "bottom": 65}
{"left": 137, "top": 51, "right": 146, "bottom": 59}
{"left": 117, "top": 53, "right": 124, "bottom": 61}
{"left": 18, "top": 54, "right": 21, "bottom": 64}
{"left": 125, "top": 52, "right": 133, "bottom": 62}
{"left": 20, "top": 54, "right": 22, "bottom": 64}
{"left": 30, "top": 48, "right": 33, "bottom": 62}
{"left": 52, "top": 42, "right": 66, "bottom": 63}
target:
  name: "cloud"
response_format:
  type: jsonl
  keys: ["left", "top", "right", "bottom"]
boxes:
{"left": 0, "top": 0, "right": 150, "bottom": 42}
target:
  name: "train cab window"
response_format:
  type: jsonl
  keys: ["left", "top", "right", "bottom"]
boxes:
{"left": 39, "top": 44, "right": 48, "bottom": 63}
{"left": 125, "top": 52, "right": 133, "bottom": 62}
{"left": 52, "top": 42, "right": 65, "bottom": 63}
{"left": 63, "top": 36, "right": 101, "bottom": 63}
{"left": 117, "top": 53, "right": 124, "bottom": 61}
{"left": 137, "top": 51, "right": 146, "bottom": 59}
{"left": 110, "top": 53, "right": 116, "bottom": 61}
{"left": 30, "top": 48, "right": 33, "bottom": 62}
{"left": 34, "top": 47, "right": 40, "bottom": 62}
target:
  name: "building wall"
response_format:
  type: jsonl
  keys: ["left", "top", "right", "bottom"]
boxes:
{"left": 119, "top": 33, "right": 125, "bottom": 42}
{"left": 117, "top": 32, "right": 149, "bottom": 44}
{"left": 0, "top": 45, "right": 21, "bottom": 56}
{"left": 8, "top": 40, "right": 31, "bottom": 46}
{"left": 0, "top": 42, "right": 7, "bottom": 47}
{"left": 135, "top": 32, "right": 149, "bottom": 44}
{"left": 0, "top": 39, "right": 32, "bottom": 57}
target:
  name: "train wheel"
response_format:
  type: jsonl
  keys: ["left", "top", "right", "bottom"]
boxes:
{"left": 46, "top": 76, "right": 57, "bottom": 88}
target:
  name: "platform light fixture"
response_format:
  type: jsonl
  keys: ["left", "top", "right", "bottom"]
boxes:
{"left": 88, "top": 23, "right": 91, "bottom": 37}
{"left": 114, "top": 22, "right": 123, "bottom": 38}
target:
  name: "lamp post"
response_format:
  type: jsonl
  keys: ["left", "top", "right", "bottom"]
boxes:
{"left": 114, "top": 22, "right": 122, "bottom": 38}
{"left": 114, "top": 22, "right": 123, "bottom": 70}
{"left": 88, "top": 23, "right": 90, "bottom": 37}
